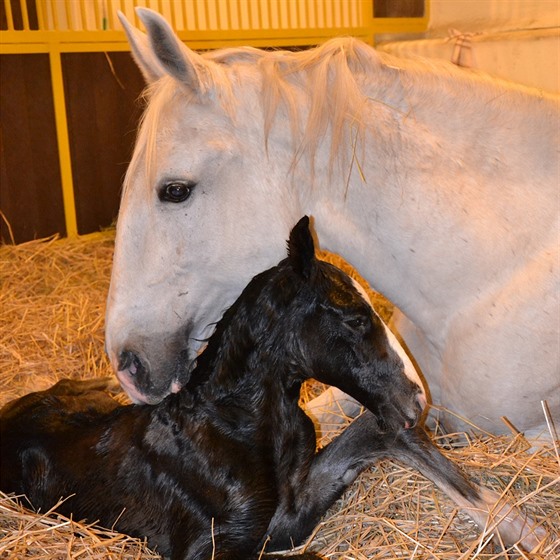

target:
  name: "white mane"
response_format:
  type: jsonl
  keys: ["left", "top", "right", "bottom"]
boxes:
{"left": 125, "top": 37, "right": 553, "bottom": 192}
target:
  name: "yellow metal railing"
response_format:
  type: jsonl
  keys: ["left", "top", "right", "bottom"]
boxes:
{"left": 1, "top": 0, "right": 429, "bottom": 238}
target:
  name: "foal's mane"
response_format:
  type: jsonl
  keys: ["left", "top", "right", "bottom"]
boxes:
{"left": 186, "top": 257, "right": 300, "bottom": 391}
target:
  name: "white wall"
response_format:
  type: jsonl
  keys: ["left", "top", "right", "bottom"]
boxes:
{"left": 428, "top": 0, "right": 560, "bottom": 35}
{"left": 380, "top": 1, "right": 560, "bottom": 93}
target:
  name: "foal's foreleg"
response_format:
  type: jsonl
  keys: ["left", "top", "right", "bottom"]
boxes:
{"left": 391, "top": 428, "right": 547, "bottom": 552}
{"left": 264, "top": 411, "right": 389, "bottom": 550}
{"left": 266, "top": 415, "right": 547, "bottom": 554}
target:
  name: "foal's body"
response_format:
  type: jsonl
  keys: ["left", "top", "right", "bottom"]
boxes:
{"left": 1, "top": 378, "right": 315, "bottom": 557}
{"left": 1, "top": 219, "right": 425, "bottom": 559}
{"left": 1, "top": 220, "right": 544, "bottom": 557}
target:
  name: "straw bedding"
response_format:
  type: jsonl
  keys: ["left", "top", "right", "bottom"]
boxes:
{"left": 1, "top": 232, "right": 558, "bottom": 559}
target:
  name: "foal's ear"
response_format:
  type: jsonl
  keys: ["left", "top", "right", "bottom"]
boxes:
{"left": 120, "top": 8, "right": 210, "bottom": 95}
{"left": 288, "top": 216, "right": 316, "bottom": 279}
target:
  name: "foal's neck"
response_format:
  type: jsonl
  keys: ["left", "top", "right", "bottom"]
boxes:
{"left": 174, "top": 266, "right": 311, "bottom": 445}
{"left": 182, "top": 297, "right": 301, "bottom": 414}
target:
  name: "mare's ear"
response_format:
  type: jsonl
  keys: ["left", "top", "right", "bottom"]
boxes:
{"left": 119, "top": 8, "right": 209, "bottom": 94}
{"left": 287, "top": 216, "right": 317, "bottom": 279}
{"left": 118, "top": 10, "right": 163, "bottom": 83}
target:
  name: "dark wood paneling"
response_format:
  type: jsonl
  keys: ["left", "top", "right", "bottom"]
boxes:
{"left": 374, "top": 0, "right": 424, "bottom": 18}
{"left": 62, "top": 52, "right": 145, "bottom": 235}
{"left": 1, "top": 1, "right": 39, "bottom": 31}
{"left": 0, "top": 54, "right": 65, "bottom": 243}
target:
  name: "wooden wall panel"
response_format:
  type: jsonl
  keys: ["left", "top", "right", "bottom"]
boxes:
{"left": 62, "top": 52, "right": 145, "bottom": 235}
{"left": 374, "top": 0, "right": 424, "bottom": 18}
{"left": 0, "top": 0, "right": 39, "bottom": 30}
{"left": 0, "top": 54, "right": 65, "bottom": 243}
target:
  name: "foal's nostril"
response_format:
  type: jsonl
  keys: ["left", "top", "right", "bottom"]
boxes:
{"left": 416, "top": 391, "right": 427, "bottom": 411}
{"left": 118, "top": 350, "right": 142, "bottom": 376}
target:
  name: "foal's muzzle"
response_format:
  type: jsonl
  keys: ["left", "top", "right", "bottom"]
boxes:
{"left": 404, "top": 392, "right": 427, "bottom": 429}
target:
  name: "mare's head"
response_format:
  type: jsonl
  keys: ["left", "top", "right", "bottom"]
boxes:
{"left": 106, "top": 8, "right": 381, "bottom": 403}
{"left": 221, "top": 216, "right": 426, "bottom": 431}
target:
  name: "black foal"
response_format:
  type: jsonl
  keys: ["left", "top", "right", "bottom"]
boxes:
{"left": 0, "top": 218, "right": 543, "bottom": 558}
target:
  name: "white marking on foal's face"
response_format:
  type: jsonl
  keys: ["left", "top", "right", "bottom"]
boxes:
{"left": 350, "top": 278, "right": 427, "bottom": 404}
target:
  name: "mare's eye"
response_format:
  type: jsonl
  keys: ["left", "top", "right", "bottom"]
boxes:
{"left": 159, "top": 181, "right": 195, "bottom": 203}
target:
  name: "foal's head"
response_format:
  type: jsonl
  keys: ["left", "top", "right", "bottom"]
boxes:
{"left": 220, "top": 216, "right": 426, "bottom": 433}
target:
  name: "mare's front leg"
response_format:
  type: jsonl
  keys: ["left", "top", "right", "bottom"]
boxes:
{"left": 264, "top": 411, "right": 390, "bottom": 549}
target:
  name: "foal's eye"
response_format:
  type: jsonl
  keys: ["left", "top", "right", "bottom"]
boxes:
{"left": 344, "top": 316, "right": 368, "bottom": 331}
{"left": 159, "top": 181, "right": 195, "bottom": 203}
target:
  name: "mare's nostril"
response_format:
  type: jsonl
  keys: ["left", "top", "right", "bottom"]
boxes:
{"left": 118, "top": 350, "right": 142, "bottom": 376}
{"left": 118, "top": 350, "right": 132, "bottom": 371}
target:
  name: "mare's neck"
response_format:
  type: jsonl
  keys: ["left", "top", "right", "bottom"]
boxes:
{"left": 305, "top": 60, "right": 557, "bottom": 333}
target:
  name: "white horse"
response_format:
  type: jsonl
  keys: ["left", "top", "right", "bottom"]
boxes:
{"left": 106, "top": 8, "right": 559, "bottom": 440}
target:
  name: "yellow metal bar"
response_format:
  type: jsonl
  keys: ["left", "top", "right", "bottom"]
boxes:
{"left": 4, "top": 0, "right": 14, "bottom": 30}
{"left": 80, "top": 1, "right": 87, "bottom": 30}
{"left": 169, "top": 0, "right": 177, "bottom": 30}
{"left": 370, "top": 16, "right": 429, "bottom": 34}
{"left": 361, "top": 0, "right": 371, "bottom": 22}
{"left": 0, "top": 41, "right": 49, "bottom": 53}
{"left": 335, "top": 0, "right": 342, "bottom": 28}
{"left": 93, "top": 0, "right": 101, "bottom": 30}
{"left": 20, "top": 0, "right": 30, "bottom": 30}
{"left": 424, "top": 0, "right": 431, "bottom": 27}
{"left": 0, "top": 30, "right": 129, "bottom": 48}
{"left": 64, "top": 0, "right": 72, "bottom": 29}
{"left": 51, "top": 0, "right": 59, "bottom": 30}
{"left": 192, "top": 0, "right": 199, "bottom": 30}
{"left": 48, "top": 45, "right": 78, "bottom": 238}
{"left": 266, "top": 0, "right": 274, "bottom": 29}
{"left": 35, "top": 0, "right": 46, "bottom": 30}
{"left": 106, "top": 0, "right": 116, "bottom": 30}
{"left": 204, "top": 0, "right": 211, "bottom": 30}
{"left": 256, "top": 0, "right": 262, "bottom": 30}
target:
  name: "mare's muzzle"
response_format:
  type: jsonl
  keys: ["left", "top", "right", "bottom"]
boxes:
{"left": 116, "top": 347, "right": 192, "bottom": 405}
